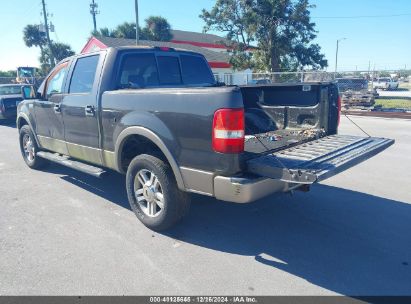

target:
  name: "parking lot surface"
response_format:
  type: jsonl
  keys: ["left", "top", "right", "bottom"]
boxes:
{"left": 0, "top": 116, "right": 411, "bottom": 295}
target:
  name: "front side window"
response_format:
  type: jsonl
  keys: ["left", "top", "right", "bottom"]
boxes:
{"left": 45, "top": 63, "right": 68, "bottom": 98}
{"left": 69, "top": 55, "right": 100, "bottom": 94}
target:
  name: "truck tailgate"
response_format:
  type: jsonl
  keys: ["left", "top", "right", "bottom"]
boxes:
{"left": 246, "top": 135, "right": 394, "bottom": 184}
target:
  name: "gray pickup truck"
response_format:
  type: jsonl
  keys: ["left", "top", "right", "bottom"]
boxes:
{"left": 17, "top": 46, "right": 394, "bottom": 230}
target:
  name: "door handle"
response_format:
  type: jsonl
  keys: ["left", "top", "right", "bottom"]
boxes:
{"left": 54, "top": 104, "right": 61, "bottom": 113}
{"left": 85, "top": 105, "right": 95, "bottom": 117}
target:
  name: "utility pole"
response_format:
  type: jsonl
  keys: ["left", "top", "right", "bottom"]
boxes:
{"left": 135, "top": 0, "right": 139, "bottom": 45}
{"left": 41, "top": 0, "right": 55, "bottom": 67}
{"left": 334, "top": 38, "right": 346, "bottom": 74}
{"left": 90, "top": 0, "right": 99, "bottom": 32}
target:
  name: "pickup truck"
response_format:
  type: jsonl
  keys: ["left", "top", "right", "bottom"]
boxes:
{"left": 17, "top": 46, "right": 394, "bottom": 231}
{"left": 373, "top": 77, "right": 399, "bottom": 90}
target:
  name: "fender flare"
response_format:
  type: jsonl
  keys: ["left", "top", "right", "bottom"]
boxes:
{"left": 16, "top": 113, "right": 40, "bottom": 147}
{"left": 115, "top": 126, "right": 185, "bottom": 190}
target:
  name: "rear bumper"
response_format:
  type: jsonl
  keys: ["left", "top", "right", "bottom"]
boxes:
{"left": 214, "top": 175, "right": 289, "bottom": 203}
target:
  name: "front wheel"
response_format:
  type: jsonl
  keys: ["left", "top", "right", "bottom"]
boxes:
{"left": 126, "top": 154, "right": 190, "bottom": 231}
{"left": 19, "top": 125, "right": 47, "bottom": 169}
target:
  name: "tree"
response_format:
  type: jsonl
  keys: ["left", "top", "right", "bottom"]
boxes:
{"left": 0, "top": 70, "right": 16, "bottom": 77}
{"left": 39, "top": 42, "right": 75, "bottom": 74}
{"left": 23, "top": 24, "right": 47, "bottom": 53}
{"left": 200, "top": 0, "right": 327, "bottom": 72}
{"left": 23, "top": 23, "right": 75, "bottom": 74}
{"left": 113, "top": 22, "right": 138, "bottom": 39}
{"left": 92, "top": 27, "right": 115, "bottom": 38}
{"left": 92, "top": 16, "right": 172, "bottom": 41}
{"left": 143, "top": 16, "right": 172, "bottom": 41}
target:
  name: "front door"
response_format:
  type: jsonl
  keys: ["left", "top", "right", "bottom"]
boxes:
{"left": 34, "top": 62, "right": 69, "bottom": 155}
{"left": 61, "top": 54, "right": 101, "bottom": 165}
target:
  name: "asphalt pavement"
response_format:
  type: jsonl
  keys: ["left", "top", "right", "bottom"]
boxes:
{"left": 0, "top": 116, "right": 410, "bottom": 295}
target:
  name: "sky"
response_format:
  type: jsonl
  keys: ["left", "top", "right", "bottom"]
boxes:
{"left": 0, "top": 0, "right": 410, "bottom": 72}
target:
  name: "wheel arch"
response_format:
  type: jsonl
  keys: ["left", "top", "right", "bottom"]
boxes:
{"left": 115, "top": 126, "right": 185, "bottom": 191}
{"left": 16, "top": 113, "right": 40, "bottom": 147}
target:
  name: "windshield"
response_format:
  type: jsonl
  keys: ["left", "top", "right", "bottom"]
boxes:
{"left": 0, "top": 85, "right": 23, "bottom": 95}
{"left": 378, "top": 78, "right": 391, "bottom": 82}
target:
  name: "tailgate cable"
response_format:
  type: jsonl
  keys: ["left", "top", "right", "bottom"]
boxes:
{"left": 246, "top": 127, "right": 315, "bottom": 191}
{"left": 245, "top": 126, "right": 288, "bottom": 170}
{"left": 343, "top": 113, "right": 371, "bottom": 137}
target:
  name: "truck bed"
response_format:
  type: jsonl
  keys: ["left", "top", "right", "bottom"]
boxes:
{"left": 244, "top": 128, "right": 326, "bottom": 154}
{"left": 241, "top": 83, "right": 339, "bottom": 155}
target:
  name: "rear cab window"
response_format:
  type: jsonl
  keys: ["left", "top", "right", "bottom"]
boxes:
{"left": 117, "top": 50, "right": 215, "bottom": 89}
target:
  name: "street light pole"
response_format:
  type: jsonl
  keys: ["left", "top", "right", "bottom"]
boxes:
{"left": 335, "top": 38, "right": 346, "bottom": 74}
{"left": 135, "top": 0, "right": 139, "bottom": 45}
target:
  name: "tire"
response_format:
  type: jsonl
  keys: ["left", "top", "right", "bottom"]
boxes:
{"left": 19, "top": 125, "right": 47, "bottom": 169}
{"left": 126, "top": 154, "right": 190, "bottom": 231}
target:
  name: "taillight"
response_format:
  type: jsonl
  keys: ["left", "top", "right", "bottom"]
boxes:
{"left": 337, "top": 94, "right": 342, "bottom": 126}
{"left": 212, "top": 108, "right": 245, "bottom": 153}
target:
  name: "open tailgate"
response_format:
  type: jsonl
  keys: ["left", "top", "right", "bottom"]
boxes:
{"left": 246, "top": 135, "right": 394, "bottom": 184}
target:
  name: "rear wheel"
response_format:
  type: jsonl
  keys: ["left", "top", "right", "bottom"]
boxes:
{"left": 19, "top": 125, "right": 47, "bottom": 169}
{"left": 126, "top": 154, "right": 190, "bottom": 231}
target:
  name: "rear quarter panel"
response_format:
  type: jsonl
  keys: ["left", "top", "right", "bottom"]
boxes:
{"left": 101, "top": 86, "right": 245, "bottom": 175}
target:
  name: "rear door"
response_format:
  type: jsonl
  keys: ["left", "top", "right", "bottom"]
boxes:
{"left": 61, "top": 54, "right": 102, "bottom": 164}
{"left": 247, "top": 135, "right": 394, "bottom": 184}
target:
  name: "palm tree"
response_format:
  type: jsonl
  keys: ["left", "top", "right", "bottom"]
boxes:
{"left": 91, "top": 16, "right": 172, "bottom": 42}
{"left": 92, "top": 27, "right": 115, "bottom": 38}
{"left": 144, "top": 16, "right": 172, "bottom": 41}
{"left": 113, "top": 22, "right": 137, "bottom": 39}
{"left": 23, "top": 24, "right": 47, "bottom": 53}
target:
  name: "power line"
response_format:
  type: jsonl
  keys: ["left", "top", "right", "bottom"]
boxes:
{"left": 312, "top": 13, "right": 411, "bottom": 19}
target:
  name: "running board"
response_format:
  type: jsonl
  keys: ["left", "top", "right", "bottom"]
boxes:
{"left": 37, "top": 151, "right": 106, "bottom": 177}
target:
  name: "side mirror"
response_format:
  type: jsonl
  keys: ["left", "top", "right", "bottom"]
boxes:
{"left": 21, "top": 85, "right": 37, "bottom": 100}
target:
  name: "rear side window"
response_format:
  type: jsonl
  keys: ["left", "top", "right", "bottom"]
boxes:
{"left": 118, "top": 53, "right": 159, "bottom": 88}
{"left": 157, "top": 56, "right": 182, "bottom": 85}
{"left": 117, "top": 52, "right": 215, "bottom": 88}
{"left": 69, "top": 55, "right": 99, "bottom": 94}
{"left": 180, "top": 55, "right": 215, "bottom": 85}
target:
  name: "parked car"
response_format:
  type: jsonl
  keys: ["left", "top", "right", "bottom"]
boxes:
{"left": 0, "top": 84, "right": 24, "bottom": 120}
{"left": 373, "top": 77, "right": 399, "bottom": 90}
{"left": 17, "top": 47, "right": 394, "bottom": 230}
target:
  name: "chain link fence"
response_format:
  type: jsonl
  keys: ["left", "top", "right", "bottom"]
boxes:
{"left": 213, "top": 71, "right": 410, "bottom": 111}
{"left": 1, "top": 71, "right": 409, "bottom": 111}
